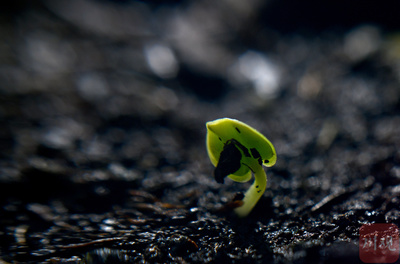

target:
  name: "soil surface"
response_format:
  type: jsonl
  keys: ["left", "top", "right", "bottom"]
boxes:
{"left": 1, "top": 1, "right": 400, "bottom": 263}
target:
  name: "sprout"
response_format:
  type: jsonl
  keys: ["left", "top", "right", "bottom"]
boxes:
{"left": 206, "top": 118, "right": 276, "bottom": 217}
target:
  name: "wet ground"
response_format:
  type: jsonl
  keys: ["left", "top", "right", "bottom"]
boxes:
{"left": 1, "top": 1, "right": 400, "bottom": 263}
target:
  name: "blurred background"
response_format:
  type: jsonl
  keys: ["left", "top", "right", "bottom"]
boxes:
{"left": 1, "top": 0, "right": 400, "bottom": 263}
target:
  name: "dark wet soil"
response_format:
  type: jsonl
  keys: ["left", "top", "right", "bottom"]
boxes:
{"left": 1, "top": 1, "right": 400, "bottom": 263}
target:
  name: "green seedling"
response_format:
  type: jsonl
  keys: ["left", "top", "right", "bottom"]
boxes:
{"left": 206, "top": 118, "right": 276, "bottom": 217}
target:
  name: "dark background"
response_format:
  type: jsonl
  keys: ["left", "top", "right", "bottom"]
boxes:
{"left": 1, "top": 0, "right": 400, "bottom": 263}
